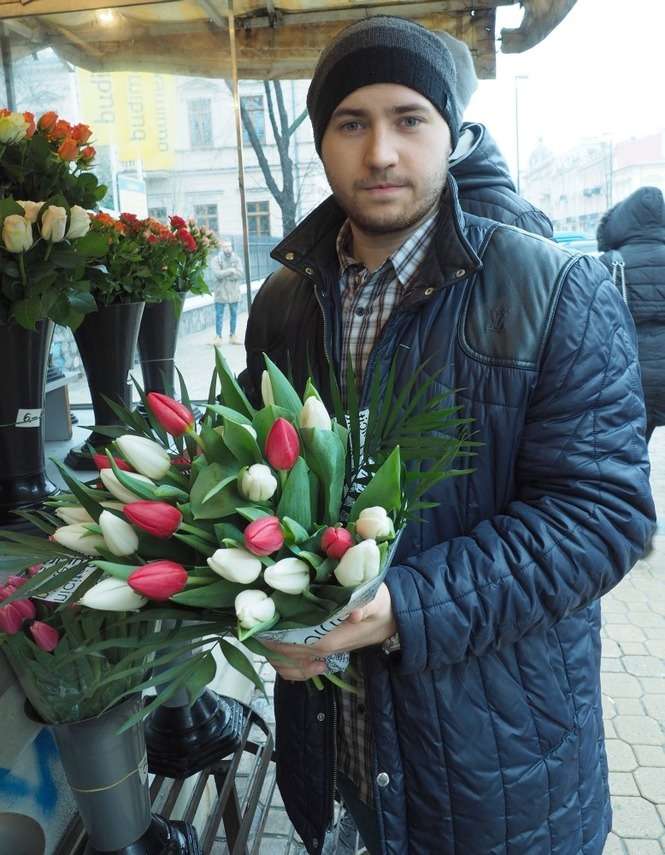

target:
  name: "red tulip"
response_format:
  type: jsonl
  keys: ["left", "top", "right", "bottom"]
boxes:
{"left": 169, "top": 215, "right": 187, "bottom": 229}
{"left": 265, "top": 418, "right": 300, "bottom": 471}
{"left": 321, "top": 526, "right": 354, "bottom": 560}
{"left": 0, "top": 603, "right": 23, "bottom": 635}
{"left": 146, "top": 392, "right": 194, "bottom": 436}
{"left": 29, "top": 621, "right": 60, "bottom": 652}
{"left": 93, "top": 453, "right": 134, "bottom": 472}
{"left": 7, "top": 574, "right": 27, "bottom": 588}
{"left": 124, "top": 501, "right": 182, "bottom": 538}
{"left": 27, "top": 563, "right": 43, "bottom": 577}
{"left": 128, "top": 560, "right": 188, "bottom": 600}
{"left": 243, "top": 516, "right": 284, "bottom": 557}
{"left": 12, "top": 599, "right": 36, "bottom": 621}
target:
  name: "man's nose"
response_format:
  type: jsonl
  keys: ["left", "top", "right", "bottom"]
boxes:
{"left": 363, "top": 127, "right": 399, "bottom": 172}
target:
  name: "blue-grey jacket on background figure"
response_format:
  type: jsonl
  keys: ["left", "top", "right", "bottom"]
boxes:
{"left": 240, "top": 177, "right": 655, "bottom": 855}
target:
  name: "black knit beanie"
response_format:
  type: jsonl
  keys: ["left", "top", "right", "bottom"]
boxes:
{"left": 307, "top": 16, "right": 461, "bottom": 155}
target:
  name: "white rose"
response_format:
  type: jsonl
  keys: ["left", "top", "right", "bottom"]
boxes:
{"left": 66, "top": 205, "right": 91, "bottom": 240}
{"left": 2, "top": 214, "right": 33, "bottom": 253}
{"left": 17, "top": 201, "right": 44, "bottom": 224}
{"left": 0, "top": 112, "right": 28, "bottom": 143}
{"left": 40, "top": 206, "right": 67, "bottom": 243}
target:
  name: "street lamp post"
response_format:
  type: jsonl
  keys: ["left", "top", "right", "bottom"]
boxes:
{"left": 514, "top": 75, "right": 528, "bottom": 195}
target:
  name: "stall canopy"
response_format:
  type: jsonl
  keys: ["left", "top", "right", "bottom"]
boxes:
{"left": 0, "top": 0, "right": 577, "bottom": 80}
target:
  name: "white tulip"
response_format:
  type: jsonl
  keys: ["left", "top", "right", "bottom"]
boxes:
{"left": 52, "top": 523, "right": 106, "bottom": 557}
{"left": 40, "top": 205, "right": 67, "bottom": 243}
{"left": 261, "top": 371, "right": 274, "bottom": 407}
{"left": 79, "top": 577, "right": 147, "bottom": 612}
{"left": 2, "top": 214, "right": 33, "bottom": 253}
{"left": 355, "top": 506, "right": 395, "bottom": 542}
{"left": 264, "top": 557, "right": 310, "bottom": 595}
{"left": 115, "top": 435, "right": 171, "bottom": 479}
{"left": 55, "top": 505, "right": 93, "bottom": 525}
{"left": 207, "top": 548, "right": 262, "bottom": 584}
{"left": 99, "top": 510, "right": 139, "bottom": 557}
{"left": 66, "top": 205, "right": 90, "bottom": 239}
{"left": 0, "top": 112, "right": 28, "bottom": 143}
{"left": 234, "top": 589, "right": 276, "bottom": 629}
{"left": 334, "top": 539, "right": 381, "bottom": 588}
{"left": 238, "top": 464, "right": 277, "bottom": 503}
{"left": 299, "top": 396, "right": 332, "bottom": 431}
{"left": 17, "top": 200, "right": 44, "bottom": 224}
{"left": 99, "top": 469, "right": 154, "bottom": 504}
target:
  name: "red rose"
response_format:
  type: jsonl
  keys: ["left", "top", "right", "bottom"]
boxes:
{"left": 177, "top": 228, "right": 197, "bottom": 252}
{"left": 169, "top": 215, "right": 187, "bottom": 229}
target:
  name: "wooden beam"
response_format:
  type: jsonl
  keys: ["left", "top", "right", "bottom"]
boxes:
{"left": 501, "top": 0, "right": 577, "bottom": 53}
{"left": 0, "top": 0, "right": 179, "bottom": 20}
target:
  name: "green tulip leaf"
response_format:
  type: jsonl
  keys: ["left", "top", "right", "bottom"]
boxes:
{"left": 264, "top": 354, "right": 303, "bottom": 417}
{"left": 301, "top": 427, "right": 346, "bottom": 525}
{"left": 349, "top": 445, "right": 402, "bottom": 521}
{"left": 222, "top": 416, "right": 263, "bottom": 466}
{"left": 276, "top": 457, "right": 311, "bottom": 531}
{"left": 190, "top": 463, "right": 243, "bottom": 520}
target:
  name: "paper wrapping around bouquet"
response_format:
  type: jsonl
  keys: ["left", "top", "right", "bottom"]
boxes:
{"left": 257, "top": 532, "right": 402, "bottom": 674}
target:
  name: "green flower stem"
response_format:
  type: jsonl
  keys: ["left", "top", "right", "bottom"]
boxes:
{"left": 44, "top": 242, "right": 53, "bottom": 262}
{"left": 324, "top": 672, "right": 359, "bottom": 694}
{"left": 17, "top": 252, "right": 27, "bottom": 290}
{"left": 184, "top": 576, "right": 214, "bottom": 586}
{"left": 311, "top": 675, "right": 325, "bottom": 691}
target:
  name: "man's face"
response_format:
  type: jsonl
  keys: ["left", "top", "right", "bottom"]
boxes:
{"left": 221, "top": 242, "right": 232, "bottom": 255}
{"left": 321, "top": 84, "right": 452, "bottom": 235}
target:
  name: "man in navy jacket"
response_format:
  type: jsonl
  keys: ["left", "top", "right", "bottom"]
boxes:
{"left": 241, "top": 17, "right": 655, "bottom": 854}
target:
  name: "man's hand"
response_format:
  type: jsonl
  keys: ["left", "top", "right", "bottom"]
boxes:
{"left": 263, "top": 583, "right": 396, "bottom": 682}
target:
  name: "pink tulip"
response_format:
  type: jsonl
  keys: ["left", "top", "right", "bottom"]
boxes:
{"left": 243, "top": 516, "right": 284, "bottom": 557}
{"left": 265, "top": 418, "right": 300, "bottom": 471}
{"left": 321, "top": 526, "right": 354, "bottom": 560}
{"left": 146, "top": 392, "right": 194, "bottom": 437}
{"left": 0, "top": 603, "right": 23, "bottom": 635}
{"left": 28, "top": 563, "right": 43, "bottom": 577}
{"left": 124, "top": 501, "right": 182, "bottom": 538}
{"left": 12, "top": 599, "right": 36, "bottom": 621}
{"left": 29, "top": 621, "right": 60, "bottom": 652}
{"left": 128, "top": 560, "right": 188, "bottom": 600}
{"left": 7, "top": 575, "right": 27, "bottom": 588}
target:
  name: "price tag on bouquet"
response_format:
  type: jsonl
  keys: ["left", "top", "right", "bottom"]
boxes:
{"left": 31, "top": 557, "right": 97, "bottom": 604}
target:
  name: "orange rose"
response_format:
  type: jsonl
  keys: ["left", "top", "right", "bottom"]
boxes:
{"left": 51, "top": 119, "right": 72, "bottom": 140}
{"left": 23, "top": 112, "right": 35, "bottom": 138}
{"left": 57, "top": 137, "right": 79, "bottom": 161}
{"left": 71, "top": 123, "right": 92, "bottom": 144}
{"left": 38, "top": 111, "right": 58, "bottom": 132}
{"left": 78, "top": 145, "right": 96, "bottom": 163}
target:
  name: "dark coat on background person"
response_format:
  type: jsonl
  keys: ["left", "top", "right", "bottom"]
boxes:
{"left": 598, "top": 186, "right": 665, "bottom": 436}
{"left": 240, "top": 177, "right": 654, "bottom": 855}
{"left": 450, "top": 121, "right": 554, "bottom": 238}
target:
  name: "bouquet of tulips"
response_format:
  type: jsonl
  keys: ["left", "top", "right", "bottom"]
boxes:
{"left": 0, "top": 351, "right": 472, "bottom": 720}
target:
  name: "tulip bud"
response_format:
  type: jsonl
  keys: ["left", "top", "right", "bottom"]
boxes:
{"left": 99, "top": 510, "right": 139, "bottom": 557}
{"left": 321, "top": 526, "right": 354, "bottom": 560}
{"left": 265, "top": 418, "right": 300, "bottom": 471}
{"left": 17, "top": 200, "right": 43, "bottom": 224}
{"left": 128, "top": 560, "right": 188, "bottom": 600}
{"left": 124, "top": 501, "right": 182, "bottom": 539}
{"left": 261, "top": 371, "right": 275, "bottom": 407}
{"left": 116, "top": 435, "right": 171, "bottom": 480}
{"left": 55, "top": 505, "right": 93, "bottom": 525}
{"left": 207, "top": 548, "right": 262, "bottom": 584}
{"left": 2, "top": 214, "right": 33, "bottom": 253}
{"left": 40, "top": 205, "right": 68, "bottom": 242}
{"left": 66, "top": 205, "right": 90, "bottom": 239}
{"left": 100, "top": 469, "right": 154, "bottom": 504}
{"left": 29, "top": 621, "right": 60, "bottom": 652}
{"left": 79, "top": 577, "right": 148, "bottom": 611}
{"left": 264, "top": 557, "right": 310, "bottom": 595}
{"left": 299, "top": 397, "right": 332, "bottom": 431}
{"left": 0, "top": 603, "right": 23, "bottom": 635}
{"left": 355, "top": 506, "right": 395, "bottom": 542}
{"left": 238, "top": 464, "right": 277, "bottom": 503}
{"left": 146, "top": 392, "right": 194, "bottom": 437}
{"left": 243, "top": 516, "right": 284, "bottom": 557}
{"left": 93, "top": 453, "right": 134, "bottom": 472}
{"left": 52, "top": 523, "right": 106, "bottom": 557}
{"left": 234, "top": 589, "right": 276, "bottom": 629}
{"left": 333, "top": 539, "right": 381, "bottom": 588}
{"left": 12, "top": 599, "right": 36, "bottom": 621}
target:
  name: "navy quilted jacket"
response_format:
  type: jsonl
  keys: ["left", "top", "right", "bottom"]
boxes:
{"left": 241, "top": 179, "right": 655, "bottom": 855}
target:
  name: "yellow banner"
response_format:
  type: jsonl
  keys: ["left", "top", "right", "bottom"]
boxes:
{"left": 77, "top": 70, "right": 177, "bottom": 170}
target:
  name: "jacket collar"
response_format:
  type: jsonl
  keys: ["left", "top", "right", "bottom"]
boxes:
{"left": 271, "top": 175, "right": 482, "bottom": 290}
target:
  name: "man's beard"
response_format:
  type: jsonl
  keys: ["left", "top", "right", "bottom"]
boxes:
{"left": 329, "top": 164, "right": 447, "bottom": 236}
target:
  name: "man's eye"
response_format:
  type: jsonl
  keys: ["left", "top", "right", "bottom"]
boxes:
{"left": 400, "top": 116, "right": 423, "bottom": 128}
{"left": 341, "top": 121, "right": 362, "bottom": 132}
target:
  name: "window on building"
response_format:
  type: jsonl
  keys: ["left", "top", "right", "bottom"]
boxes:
{"left": 148, "top": 206, "right": 167, "bottom": 223}
{"left": 193, "top": 203, "right": 219, "bottom": 234}
{"left": 241, "top": 95, "right": 266, "bottom": 145}
{"left": 247, "top": 201, "right": 271, "bottom": 236}
{"left": 188, "top": 98, "right": 213, "bottom": 148}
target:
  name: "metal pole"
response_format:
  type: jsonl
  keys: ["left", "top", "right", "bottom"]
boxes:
{"left": 0, "top": 25, "right": 16, "bottom": 111}
{"left": 227, "top": 1, "right": 253, "bottom": 314}
{"left": 514, "top": 80, "right": 520, "bottom": 195}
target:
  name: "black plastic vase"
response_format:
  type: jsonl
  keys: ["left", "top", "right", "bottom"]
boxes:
{"left": 0, "top": 319, "right": 57, "bottom": 525}
{"left": 65, "top": 301, "right": 144, "bottom": 470}
{"left": 138, "top": 294, "right": 185, "bottom": 397}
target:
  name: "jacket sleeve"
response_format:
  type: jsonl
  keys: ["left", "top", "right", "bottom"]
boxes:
{"left": 386, "top": 256, "right": 655, "bottom": 674}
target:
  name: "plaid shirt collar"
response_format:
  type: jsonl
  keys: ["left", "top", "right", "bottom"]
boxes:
{"left": 335, "top": 210, "right": 439, "bottom": 291}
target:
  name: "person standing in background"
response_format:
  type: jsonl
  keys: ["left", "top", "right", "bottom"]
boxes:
{"left": 212, "top": 239, "right": 243, "bottom": 345}
{"left": 598, "top": 186, "right": 665, "bottom": 446}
